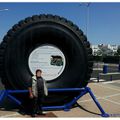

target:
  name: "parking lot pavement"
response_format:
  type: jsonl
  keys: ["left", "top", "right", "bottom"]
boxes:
{"left": 0, "top": 80, "right": 120, "bottom": 117}
{"left": 0, "top": 110, "right": 25, "bottom": 118}
{"left": 53, "top": 80, "right": 120, "bottom": 117}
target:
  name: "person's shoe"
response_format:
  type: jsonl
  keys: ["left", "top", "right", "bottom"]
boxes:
{"left": 19, "top": 110, "right": 26, "bottom": 115}
{"left": 19, "top": 106, "right": 26, "bottom": 115}
{"left": 31, "top": 114, "right": 37, "bottom": 117}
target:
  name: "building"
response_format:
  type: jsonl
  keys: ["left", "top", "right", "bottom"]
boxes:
{"left": 91, "top": 44, "right": 119, "bottom": 56}
{"left": 107, "top": 44, "right": 118, "bottom": 53}
{"left": 92, "top": 45, "right": 102, "bottom": 56}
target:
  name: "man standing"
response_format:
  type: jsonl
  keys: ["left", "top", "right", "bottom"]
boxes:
{"left": 28, "top": 69, "right": 48, "bottom": 117}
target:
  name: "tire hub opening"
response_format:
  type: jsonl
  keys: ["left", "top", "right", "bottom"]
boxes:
{"left": 28, "top": 45, "right": 66, "bottom": 81}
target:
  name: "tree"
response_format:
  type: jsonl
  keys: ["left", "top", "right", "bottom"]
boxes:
{"left": 117, "top": 47, "right": 120, "bottom": 55}
{"left": 94, "top": 49, "right": 102, "bottom": 56}
{"left": 114, "top": 52, "right": 119, "bottom": 56}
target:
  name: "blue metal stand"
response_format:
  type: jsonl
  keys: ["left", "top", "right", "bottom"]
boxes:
{"left": 0, "top": 87, "right": 109, "bottom": 117}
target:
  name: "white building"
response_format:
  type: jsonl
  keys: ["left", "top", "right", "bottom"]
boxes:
{"left": 92, "top": 45, "right": 102, "bottom": 56}
{"left": 107, "top": 44, "right": 118, "bottom": 53}
{"left": 91, "top": 44, "right": 119, "bottom": 56}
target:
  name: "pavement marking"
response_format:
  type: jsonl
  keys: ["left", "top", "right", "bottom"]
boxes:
{"left": 0, "top": 113, "right": 20, "bottom": 118}
{"left": 78, "top": 97, "right": 101, "bottom": 103}
{"left": 103, "top": 81, "right": 118, "bottom": 84}
{"left": 78, "top": 93, "right": 120, "bottom": 104}
{"left": 0, "top": 111, "right": 49, "bottom": 117}
{"left": 94, "top": 83, "right": 120, "bottom": 92}
{"left": 102, "top": 98, "right": 120, "bottom": 106}
{"left": 78, "top": 96, "right": 120, "bottom": 106}
{"left": 104, "top": 93, "right": 120, "bottom": 98}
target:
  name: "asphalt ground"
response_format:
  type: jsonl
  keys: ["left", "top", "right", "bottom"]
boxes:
{"left": 0, "top": 80, "right": 120, "bottom": 117}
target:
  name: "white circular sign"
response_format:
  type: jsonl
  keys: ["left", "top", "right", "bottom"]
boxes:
{"left": 28, "top": 45, "right": 66, "bottom": 81}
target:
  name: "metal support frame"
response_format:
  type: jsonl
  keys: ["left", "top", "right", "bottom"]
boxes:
{"left": 0, "top": 87, "right": 109, "bottom": 117}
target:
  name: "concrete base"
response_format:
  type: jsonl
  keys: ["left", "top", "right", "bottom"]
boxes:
{"left": 99, "top": 72, "right": 120, "bottom": 81}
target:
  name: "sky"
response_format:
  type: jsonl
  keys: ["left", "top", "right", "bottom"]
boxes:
{"left": 0, "top": 2, "right": 120, "bottom": 45}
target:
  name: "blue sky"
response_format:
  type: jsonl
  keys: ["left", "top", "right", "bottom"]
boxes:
{"left": 0, "top": 2, "right": 120, "bottom": 45}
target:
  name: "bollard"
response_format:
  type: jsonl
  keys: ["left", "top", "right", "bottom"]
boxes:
{"left": 118, "top": 64, "right": 120, "bottom": 72}
{"left": 110, "top": 75, "right": 112, "bottom": 81}
{"left": 97, "top": 74, "right": 100, "bottom": 82}
{"left": 103, "top": 65, "right": 108, "bottom": 74}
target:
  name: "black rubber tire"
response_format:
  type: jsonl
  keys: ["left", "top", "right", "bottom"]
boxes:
{"left": 0, "top": 14, "right": 93, "bottom": 105}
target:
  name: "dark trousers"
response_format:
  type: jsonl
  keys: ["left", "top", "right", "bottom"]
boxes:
{"left": 30, "top": 93, "right": 44, "bottom": 114}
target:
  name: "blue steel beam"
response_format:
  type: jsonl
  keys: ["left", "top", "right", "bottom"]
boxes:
{"left": 0, "top": 87, "right": 109, "bottom": 117}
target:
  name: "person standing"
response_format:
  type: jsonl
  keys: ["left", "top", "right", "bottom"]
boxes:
{"left": 28, "top": 69, "right": 48, "bottom": 117}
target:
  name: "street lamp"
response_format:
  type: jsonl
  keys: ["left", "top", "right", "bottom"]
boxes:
{"left": 118, "top": 48, "right": 120, "bottom": 72}
{"left": 0, "top": 8, "right": 9, "bottom": 12}
{"left": 79, "top": 3, "right": 91, "bottom": 37}
{"left": 86, "top": 3, "right": 90, "bottom": 38}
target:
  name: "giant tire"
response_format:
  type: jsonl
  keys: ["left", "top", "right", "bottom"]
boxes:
{"left": 0, "top": 14, "right": 93, "bottom": 105}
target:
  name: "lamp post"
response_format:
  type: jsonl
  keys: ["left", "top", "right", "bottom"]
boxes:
{"left": 118, "top": 55, "right": 120, "bottom": 72}
{"left": 79, "top": 3, "right": 91, "bottom": 37}
{"left": 0, "top": 8, "right": 8, "bottom": 44}
{"left": 86, "top": 3, "right": 90, "bottom": 38}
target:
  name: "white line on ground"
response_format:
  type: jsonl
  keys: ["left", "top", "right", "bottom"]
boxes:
{"left": 78, "top": 96, "right": 120, "bottom": 106}
{"left": 102, "top": 98, "right": 120, "bottom": 105}
{"left": 105, "top": 93, "right": 120, "bottom": 98}
{"left": 103, "top": 81, "right": 117, "bottom": 84}
{"left": 0, "top": 113, "right": 20, "bottom": 118}
{"left": 0, "top": 111, "right": 48, "bottom": 117}
{"left": 103, "top": 80, "right": 120, "bottom": 84}
{"left": 78, "top": 92, "right": 120, "bottom": 105}
{"left": 78, "top": 97, "right": 101, "bottom": 103}
{"left": 94, "top": 83, "right": 120, "bottom": 91}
